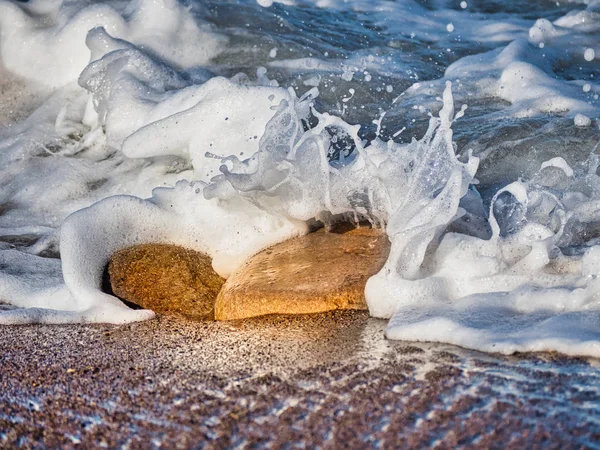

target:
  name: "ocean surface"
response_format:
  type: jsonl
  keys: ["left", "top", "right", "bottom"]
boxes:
{"left": 1, "top": 0, "right": 600, "bottom": 356}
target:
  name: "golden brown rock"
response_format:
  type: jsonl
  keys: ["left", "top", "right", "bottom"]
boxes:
{"left": 108, "top": 244, "right": 224, "bottom": 320}
{"left": 215, "top": 227, "right": 390, "bottom": 321}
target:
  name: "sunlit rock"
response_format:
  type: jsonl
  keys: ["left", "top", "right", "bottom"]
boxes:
{"left": 215, "top": 227, "right": 390, "bottom": 321}
{"left": 108, "top": 244, "right": 224, "bottom": 320}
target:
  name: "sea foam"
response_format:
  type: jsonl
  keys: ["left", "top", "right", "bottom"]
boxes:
{"left": 1, "top": 0, "right": 600, "bottom": 357}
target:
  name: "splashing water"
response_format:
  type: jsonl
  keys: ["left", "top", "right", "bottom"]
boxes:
{"left": 1, "top": 0, "right": 600, "bottom": 356}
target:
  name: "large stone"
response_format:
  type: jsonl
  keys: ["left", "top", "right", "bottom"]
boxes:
{"left": 215, "top": 227, "right": 390, "bottom": 321}
{"left": 108, "top": 244, "right": 225, "bottom": 320}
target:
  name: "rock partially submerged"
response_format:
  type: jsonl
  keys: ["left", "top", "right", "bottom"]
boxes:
{"left": 107, "top": 228, "right": 390, "bottom": 322}
{"left": 215, "top": 227, "right": 390, "bottom": 321}
{"left": 108, "top": 244, "right": 224, "bottom": 320}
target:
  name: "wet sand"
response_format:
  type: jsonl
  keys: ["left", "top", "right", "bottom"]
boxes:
{"left": 1, "top": 311, "right": 599, "bottom": 449}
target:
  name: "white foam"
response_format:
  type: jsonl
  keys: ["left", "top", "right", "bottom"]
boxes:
{"left": 585, "top": 48, "right": 596, "bottom": 61}
{"left": 0, "top": 0, "right": 225, "bottom": 90}
{"left": 540, "top": 157, "right": 574, "bottom": 176}
{"left": 410, "top": 39, "right": 600, "bottom": 119}
{"left": 120, "top": 77, "right": 291, "bottom": 182}
{"left": 395, "top": 3, "right": 600, "bottom": 122}
{"left": 371, "top": 152, "right": 600, "bottom": 356}
{"left": 0, "top": 248, "right": 154, "bottom": 325}
{"left": 1, "top": 0, "right": 600, "bottom": 358}
{"left": 575, "top": 113, "right": 592, "bottom": 126}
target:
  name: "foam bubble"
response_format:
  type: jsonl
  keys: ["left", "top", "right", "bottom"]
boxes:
{"left": 584, "top": 48, "right": 596, "bottom": 61}
{"left": 574, "top": 113, "right": 592, "bottom": 127}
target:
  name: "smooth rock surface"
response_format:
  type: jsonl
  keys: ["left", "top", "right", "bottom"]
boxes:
{"left": 215, "top": 227, "right": 390, "bottom": 321}
{"left": 108, "top": 244, "right": 224, "bottom": 320}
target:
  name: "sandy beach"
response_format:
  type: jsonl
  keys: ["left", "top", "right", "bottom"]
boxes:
{"left": 1, "top": 311, "right": 598, "bottom": 448}
{"left": 2, "top": 0, "right": 600, "bottom": 447}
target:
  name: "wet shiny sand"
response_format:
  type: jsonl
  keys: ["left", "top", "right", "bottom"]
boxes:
{"left": 1, "top": 311, "right": 599, "bottom": 448}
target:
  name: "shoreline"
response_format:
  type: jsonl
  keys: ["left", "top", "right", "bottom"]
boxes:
{"left": 1, "top": 311, "right": 598, "bottom": 448}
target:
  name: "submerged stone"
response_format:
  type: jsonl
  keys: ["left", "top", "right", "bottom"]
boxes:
{"left": 215, "top": 227, "right": 390, "bottom": 321}
{"left": 108, "top": 244, "right": 225, "bottom": 320}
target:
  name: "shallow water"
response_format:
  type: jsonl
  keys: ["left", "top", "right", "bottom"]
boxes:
{"left": 1, "top": 0, "right": 600, "bottom": 356}
{"left": 1, "top": 313, "right": 599, "bottom": 447}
